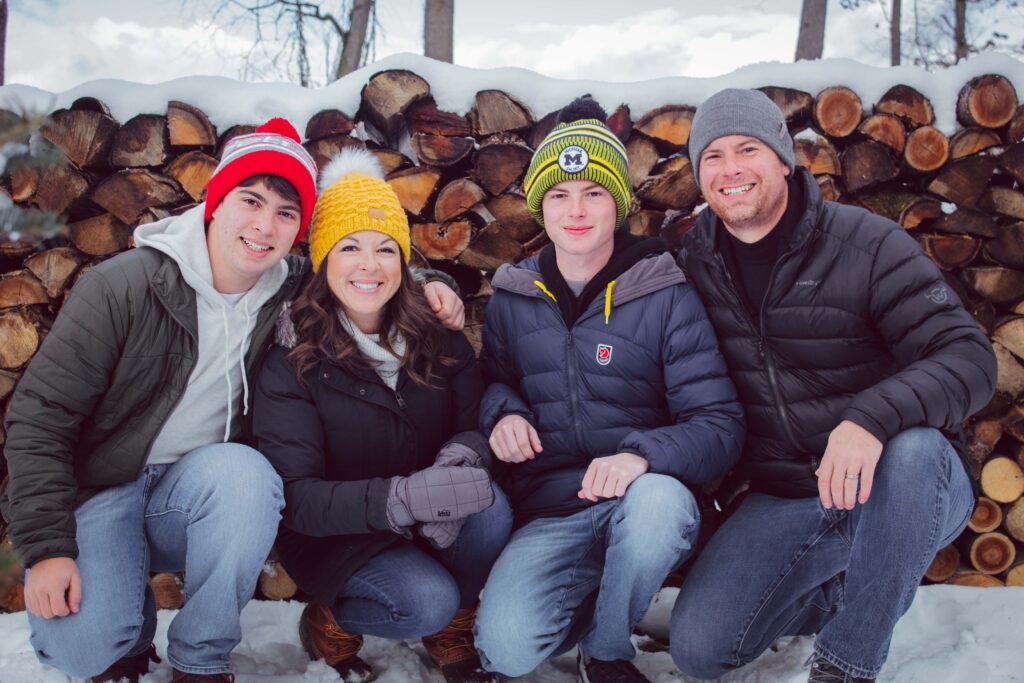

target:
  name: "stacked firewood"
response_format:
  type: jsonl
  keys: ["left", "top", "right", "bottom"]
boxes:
{"left": 1, "top": 69, "right": 1024, "bottom": 610}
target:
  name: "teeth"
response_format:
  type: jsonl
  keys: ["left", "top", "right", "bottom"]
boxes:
{"left": 242, "top": 237, "right": 271, "bottom": 252}
{"left": 352, "top": 282, "right": 380, "bottom": 290}
{"left": 722, "top": 184, "right": 754, "bottom": 196}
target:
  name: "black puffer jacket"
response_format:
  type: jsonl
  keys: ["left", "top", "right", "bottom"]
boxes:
{"left": 252, "top": 330, "right": 483, "bottom": 605}
{"left": 681, "top": 168, "right": 996, "bottom": 498}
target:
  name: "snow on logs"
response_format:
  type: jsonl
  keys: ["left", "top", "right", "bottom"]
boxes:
{"left": 3, "top": 69, "right": 1024, "bottom": 602}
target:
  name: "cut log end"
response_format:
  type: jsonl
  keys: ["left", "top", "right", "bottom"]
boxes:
{"left": 969, "top": 532, "right": 1016, "bottom": 575}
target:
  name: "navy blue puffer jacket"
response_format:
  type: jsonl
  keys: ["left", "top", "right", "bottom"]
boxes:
{"left": 481, "top": 246, "right": 745, "bottom": 523}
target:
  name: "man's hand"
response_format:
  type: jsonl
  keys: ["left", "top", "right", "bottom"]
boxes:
{"left": 816, "top": 420, "right": 884, "bottom": 510}
{"left": 489, "top": 414, "right": 542, "bottom": 463}
{"left": 424, "top": 281, "right": 465, "bottom": 331}
{"left": 25, "top": 557, "right": 81, "bottom": 619}
{"left": 578, "top": 453, "right": 650, "bottom": 502}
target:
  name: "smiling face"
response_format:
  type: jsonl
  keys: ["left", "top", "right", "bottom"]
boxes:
{"left": 698, "top": 134, "right": 791, "bottom": 242}
{"left": 325, "top": 230, "right": 403, "bottom": 334}
{"left": 206, "top": 180, "right": 302, "bottom": 294}
{"left": 541, "top": 180, "right": 618, "bottom": 279}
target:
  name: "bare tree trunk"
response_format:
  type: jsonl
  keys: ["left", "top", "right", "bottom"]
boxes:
{"left": 795, "top": 0, "right": 827, "bottom": 61}
{"left": 954, "top": 0, "right": 968, "bottom": 62}
{"left": 337, "top": 0, "right": 374, "bottom": 79}
{"left": 890, "top": 0, "right": 901, "bottom": 66}
{"left": 424, "top": 0, "right": 454, "bottom": 63}
{"left": 0, "top": 0, "right": 7, "bottom": 86}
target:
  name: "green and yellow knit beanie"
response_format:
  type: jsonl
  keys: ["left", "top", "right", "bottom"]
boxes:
{"left": 523, "top": 97, "right": 632, "bottom": 228}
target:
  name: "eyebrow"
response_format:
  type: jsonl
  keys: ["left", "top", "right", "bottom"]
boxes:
{"left": 340, "top": 236, "right": 399, "bottom": 247}
{"left": 239, "top": 188, "right": 300, "bottom": 213}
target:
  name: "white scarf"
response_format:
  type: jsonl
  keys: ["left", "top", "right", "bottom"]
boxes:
{"left": 338, "top": 311, "right": 407, "bottom": 390}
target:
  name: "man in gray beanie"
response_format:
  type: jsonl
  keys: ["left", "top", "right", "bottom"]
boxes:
{"left": 669, "top": 88, "right": 995, "bottom": 683}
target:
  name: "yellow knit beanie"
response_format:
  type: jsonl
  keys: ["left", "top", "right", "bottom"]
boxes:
{"left": 309, "top": 147, "right": 410, "bottom": 271}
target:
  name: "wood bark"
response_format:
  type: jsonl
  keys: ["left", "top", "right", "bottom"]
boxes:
{"left": 962, "top": 267, "right": 1024, "bottom": 306}
{"left": 386, "top": 166, "right": 443, "bottom": 218}
{"left": 0, "top": 270, "right": 48, "bottom": 308}
{"left": 69, "top": 214, "right": 132, "bottom": 256}
{"left": 606, "top": 104, "right": 633, "bottom": 142}
{"left": 92, "top": 170, "right": 184, "bottom": 224}
{"left": 110, "top": 114, "right": 168, "bottom": 168}
{"left": 840, "top": 141, "right": 898, "bottom": 194}
{"left": 967, "top": 497, "right": 1003, "bottom": 533}
{"left": 457, "top": 223, "right": 523, "bottom": 272}
{"left": 636, "top": 156, "right": 699, "bottom": 211}
{"left": 165, "top": 151, "right": 218, "bottom": 202}
{"left": 902, "top": 126, "right": 949, "bottom": 173}
{"left": 404, "top": 99, "right": 471, "bottom": 137}
{"left": 758, "top": 87, "right": 814, "bottom": 127}
{"left": 338, "top": 0, "right": 373, "bottom": 78}
{"left": 932, "top": 207, "right": 997, "bottom": 238}
{"left": 898, "top": 197, "right": 942, "bottom": 230}
{"left": 979, "top": 456, "right": 1024, "bottom": 503}
{"left": 980, "top": 187, "right": 1024, "bottom": 221}
{"left": 957, "top": 75, "right": 1019, "bottom": 129}
{"left": 794, "top": 0, "right": 826, "bottom": 61}
{"left": 1001, "top": 143, "right": 1024, "bottom": 186}
{"left": 304, "top": 135, "right": 364, "bottom": 171}
{"left": 410, "top": 133, "right": 475, "bottom": 168}
{"left": 484, "top": 194, "right": 541, "bottom": 243}
{"left": 926, "top": 156, "right": 998, "bottom": 207}
{"left": 424, "top": 0, "right": 454, "bottom": 63}
{"left": 23, "top": 248, "right": 85, "bottom": 299}
{"left": 1005, "top": 498, "right": 1024, "bottom": 542}
{"left": 858, "top": 113, "right": 906, "bottom": 153}
{"left": 304, "top": 109, "right": 355, "bottom": 141}
{"left": 167, "top": 101, "right": 216, "bottom": 147}
{"left": 411, "top": 220, "right": 473, "bottom": 260}
{"left": 31, "top": 163, "right": 89, "bottom": 215}
{"left": 949, "top": 128, "right": 1002, "bottom": 159}
{"left": 472, "top": 137, "right": 533, "bottom": 195}
{"left": 875, "top": 84, "right": 933, "bottom": 128}
{"left": 434, "top": 178, "right": 486, "bottom": 222}
{"left": 1008, "top": 105, "right": 1024, "bottom": 144}
{"left": 992, "top": 341, "right": 1024, "bottom": 400}
{"left": 947, "top": 572, "right": 1003, "bottom": 587}
{"left": 634, "top": 105, "right": 695, "bottom": 153}
{"left": 470, "top": 91, "right": 533, "bottom": 137}
{"left": 924, "top": 544, "right": 960, "bottom": 582}
{"left": 814, "top": 86, "right": 863, "bottom": 138}
{"left": 625, "top": 134, "right": 660, "bottom": 189}
{"left": 0, "top": 310, "right": 39, "bottom": 369}
{"left": 41, "top": 109, "right": 118, "bottom": 168}
{"left": 359, "top": 70, "right": 431, "bottom": 141}
{"left": 794, "top": 137, "right": 840, "bottom": 176}
{"left": 969, "top": 532, "right": 1016, "bottom": 575}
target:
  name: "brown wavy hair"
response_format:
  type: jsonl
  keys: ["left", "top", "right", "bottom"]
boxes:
{"left": 288, "top": 263, "right": 456, "bottom": 386}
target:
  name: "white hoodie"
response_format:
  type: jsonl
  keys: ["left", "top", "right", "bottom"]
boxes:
{"left": 133, "top": 206, "right": 289, "bottom": 465}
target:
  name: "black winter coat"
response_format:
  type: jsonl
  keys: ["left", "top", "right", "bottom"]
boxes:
{"left": 682, "top": 168, "right": 996, "bottom": 498}
{"left": 252, "top": 330, "right": 483, "bottom": 605}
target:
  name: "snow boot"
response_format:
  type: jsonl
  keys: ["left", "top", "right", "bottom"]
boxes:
{"left": 577, "top": 650, "right": 651, "bottom": 683}
{"left": 89, "top": 643, "right": 161, "bottom": 683}
{"left": 421, "top": 605, "right": 495, "bottom": 683}
{"left": 298, "top": 603, "right": 375, "bottom": 682}
{"left": 169, "top": 671, "right": 235, "bottom": 682}
{"left": 807, "top": 656, "right": 875, "bottom": 682}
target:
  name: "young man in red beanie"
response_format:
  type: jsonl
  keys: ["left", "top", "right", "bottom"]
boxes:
{"left": 0, "top": 118, "right": 463, "bottom": 683}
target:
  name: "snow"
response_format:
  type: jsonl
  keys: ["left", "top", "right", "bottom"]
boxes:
{"left": 1, "top": 53, "right": 1023, "bottom": 138}
{"left": 0, "top": 586, "right": 1022, "bottom": 682}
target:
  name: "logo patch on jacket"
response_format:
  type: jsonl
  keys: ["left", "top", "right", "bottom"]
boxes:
{"left": 596, "top": 343, "right": 613, "bottom": 366}
{"left": 924, "top": 286, "right": 948, "bottom": 304}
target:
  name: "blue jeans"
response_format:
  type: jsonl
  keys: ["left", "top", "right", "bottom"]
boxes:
{"left": 476, "top": 473, "right": 699, "bottom": 677}
{"left": 27, "top": 443, "right": 283, "bottom": 677}
{"left": 670, "top": 427, "right": 974, "bottom": 680}
{"left": 332, "top": 482, "right": 512, "bottom": 639}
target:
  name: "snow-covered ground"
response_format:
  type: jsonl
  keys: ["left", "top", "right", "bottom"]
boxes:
{"left": 0, "top": 585, "right": 1021, "bottom": 682}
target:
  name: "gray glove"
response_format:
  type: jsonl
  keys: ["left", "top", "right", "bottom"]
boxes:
{"left": 420, "top": 519, "right": 467, "bottom": 549}
{"left": 434, "top": 431, "right": 493, "bottom": 469}
{"left": 385, "top": 466, "right": 494, "bottom": 533}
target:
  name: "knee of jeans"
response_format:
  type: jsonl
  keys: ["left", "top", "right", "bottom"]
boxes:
{"left": 476, "top": 607, "right": 550, "bottom": 677}
{"left": 617, "top": 475, "right": 699, "bottom": 546}
{"left": 876, "top": 427, "right": 951, "bottom": 488}
{"left": 394, "top": 572, "right": 460, "bottom": 637}
{"left": 33, "top": 616, "right": 142, "bottom": 679}
{"left": 192, "top": 444, "right": 284, "bottom": 515}
{"left": 465, "top": 482, "right": 513, "bottom": 540}
{"left": 669, "top": 601, "right": 736, "bottom": 680}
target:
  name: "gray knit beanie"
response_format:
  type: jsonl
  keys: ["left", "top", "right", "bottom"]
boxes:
{"left": 688, "top": 88, "right": 795, "bottom": 185}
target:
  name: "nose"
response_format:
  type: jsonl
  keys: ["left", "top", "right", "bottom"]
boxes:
{"left": 568, "top": 193, "right": 586, "bottom": 218}
{"left": 358, "top": 250, "right": 379, "bottom": 270}
{"left": 720, "top": 151, "right": 743, "bottom": 176}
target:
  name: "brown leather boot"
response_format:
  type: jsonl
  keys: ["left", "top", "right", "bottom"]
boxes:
{"left": 89, "top": 643, "right": 161, "bottom": 683}
{"left": 421, "top": 606, "right": 496, "bottom": 683}
{"left": 298, "top": 603, "right": 375, "bottom": 682}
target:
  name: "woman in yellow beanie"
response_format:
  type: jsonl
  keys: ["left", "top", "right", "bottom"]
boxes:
{"left": 252, "top": 148, "right": 511, "bottom": 683}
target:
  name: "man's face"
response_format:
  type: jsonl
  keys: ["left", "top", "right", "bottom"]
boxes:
{"left": 206, "top": 180, "right": 302, "bottom": 294}
{"left": 698, "top": 135, "right": 790, "bottom": 236}
{"left": 541, "top": 180, "right": 618, "bottom": 267}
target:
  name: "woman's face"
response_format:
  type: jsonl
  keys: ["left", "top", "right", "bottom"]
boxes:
{"left": 325, "top": 230, "right": 403, "bottom": 334}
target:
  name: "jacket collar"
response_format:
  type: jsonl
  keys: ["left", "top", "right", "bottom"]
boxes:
{"left": 684, "top": 166, "right": 824, "bottom": 265}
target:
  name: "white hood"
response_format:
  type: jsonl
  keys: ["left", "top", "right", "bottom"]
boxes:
{"left": 135, "top": 206, "right": 288, "bottom": 464}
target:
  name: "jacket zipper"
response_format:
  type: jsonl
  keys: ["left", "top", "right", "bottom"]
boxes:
{"left": 565, "top": 331, "right": 584, "bottom": 451}
{"left": 394, "top": 388, "right": 407, "bottom": 410}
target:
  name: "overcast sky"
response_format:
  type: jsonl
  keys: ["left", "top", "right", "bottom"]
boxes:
{"left": 7, "top": 1, "right": 1020, "bottom": 92}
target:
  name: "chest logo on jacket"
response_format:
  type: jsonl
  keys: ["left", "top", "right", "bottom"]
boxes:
{"left": 596, "top": 343, "right": 613, "bottom": 366}
{"left": 924, "top": 286, "right": 948, "bottom": 304}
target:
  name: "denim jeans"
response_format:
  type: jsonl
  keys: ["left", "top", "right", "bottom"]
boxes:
{"left": 476, "top": 473, "right": 700, "bottom": 677}
{"left": 332, "top": 482, "right": 512, "bottom": 639}
{"left": 27, "top": 443, "right": 283, "bottom": 677}
{"left": 670, "top": 427, "right": 974, "bottom": 680}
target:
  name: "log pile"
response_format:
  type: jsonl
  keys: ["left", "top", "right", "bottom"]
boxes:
{"left": 1, "top": 68, "right": 1024, "bottom": 607}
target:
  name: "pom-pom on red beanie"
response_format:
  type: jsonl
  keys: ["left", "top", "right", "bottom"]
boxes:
{"left": 203, "top": 118, "right": 319, "bottom": 243}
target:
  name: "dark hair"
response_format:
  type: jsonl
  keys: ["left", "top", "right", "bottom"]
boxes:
{"left": 288, "top": 263, "right": 456, "bottom": 386}
{"left": 237, "top": 174, "right": 301, "bottom": 204}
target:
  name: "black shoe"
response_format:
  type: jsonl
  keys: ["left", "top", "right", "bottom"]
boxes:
{"left": 169, "top": 670, "right": 235, "bottom": 683}
{"left": 90, "top": 644, "right": 161, "bottom": 683}
{"left": 807, "top": 656, "right": 875, "bottom": 683}
{"left": 577, "top": 651, "right": 650, "bottom": 683}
